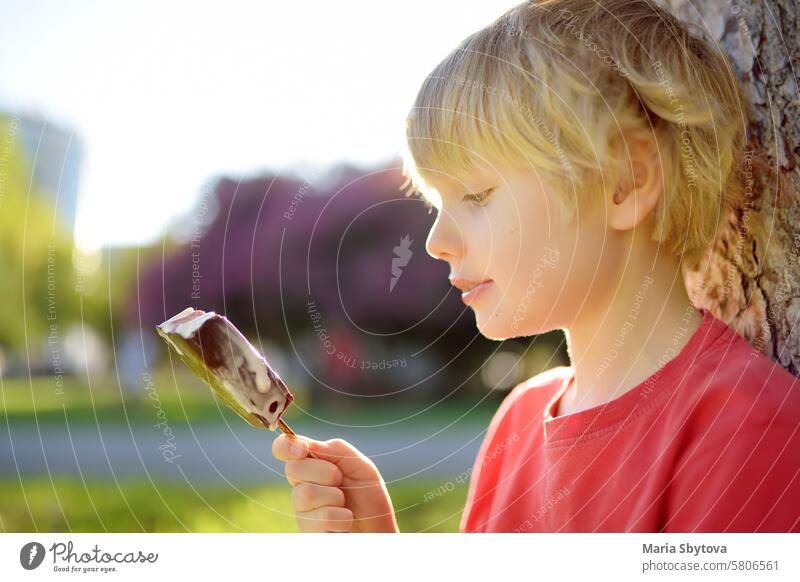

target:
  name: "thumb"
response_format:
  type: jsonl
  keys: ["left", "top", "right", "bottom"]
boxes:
{"left": 272, "top": 433, "right": 311, "bottom": 461}
{"left": 307, "top": 438, "right": 379, "bottom": 481}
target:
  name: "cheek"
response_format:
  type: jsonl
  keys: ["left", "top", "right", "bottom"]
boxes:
{"left": 487, "top": 228, "right": 522, "bottom": 280}
{"left": 497, "top": 217, "right": 573, "bottom": 312}
{"left": 464, "top": 212, "right": 508, "bottom": 275}
{"left": 476, "top": 247, "right": 566, "bottom": 339}
{"left": 508, "top": 247, "right": 564, "bottom": 306}
{"left": 484, "top": 210, "right": 532, "bottom": 275}
{"left": 499, "top": 209, "right": 564, "bottom": 283}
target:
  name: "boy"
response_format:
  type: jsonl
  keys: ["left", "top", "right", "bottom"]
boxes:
{"left": 272, "top": 0, "right": 800, "bottom": 532}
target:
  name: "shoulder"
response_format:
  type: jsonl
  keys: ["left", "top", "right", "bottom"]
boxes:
{"left": 663, "top": 320, "right": 800, "bottom": 531}
{"left": 466, "top": 366, "right": 569, "bottom": 492}
{"left": 486, "top": 365, "right": 571, "bottom": 436}
{"left": 674, "top": 324, "right": 800, "bottom": 456}
{"left": 679, "top": 318, "right": 800, "bottom": 435}
{"left": 664, "top": 327, "right": 800, "bottom": 530}
{"left": 508, "top": 364, "right": 571, "bottom": 401}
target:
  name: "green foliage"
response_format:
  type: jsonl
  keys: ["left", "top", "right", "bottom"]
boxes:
{"left": 0, "top": 115, "right": 114, "bottom": 352}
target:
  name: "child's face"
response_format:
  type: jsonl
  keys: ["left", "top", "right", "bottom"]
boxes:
{"left": 424, "top": 163, "right": 620, "bottom": 339}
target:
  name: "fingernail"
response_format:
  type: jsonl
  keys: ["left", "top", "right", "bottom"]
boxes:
{"left": 289, "top": 440, "right": 305, "bottom": 457}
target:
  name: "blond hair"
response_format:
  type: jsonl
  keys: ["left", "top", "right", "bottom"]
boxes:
{"left": 402, "top": 0, "right": 749, "bottom": 261}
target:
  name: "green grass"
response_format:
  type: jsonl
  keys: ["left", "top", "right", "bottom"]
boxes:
{"left": 1, "top": 369, "right": 480, "bottom": 532}
{"left": 0, "top": 478, "right": 467, "bottom": 533}
{"left": 1, "top": 366, "right": 227, "bottom": 424}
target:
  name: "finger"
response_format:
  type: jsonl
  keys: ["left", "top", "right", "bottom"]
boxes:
{"left": 285, "top": 458, "right": 343, "bottom": 487}
{"left": 296, "top": 506, "right": 353, "bottom": 533}
{"left": 308, "top": 438, "right": 379, "bottom": 481}
{"left": 272, "top": 433, "right": 310, "bottom": 461}
{"left": 292, "top": 483, "right": 346, "bottom": 513}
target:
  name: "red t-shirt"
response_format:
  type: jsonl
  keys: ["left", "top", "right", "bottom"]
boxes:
{"left": 461, "top": 309, "right": 800, "bottom": 532}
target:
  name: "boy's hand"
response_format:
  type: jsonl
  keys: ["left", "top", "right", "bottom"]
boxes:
{"left": 272, "top": 434, "right": 399, "bottom": 533}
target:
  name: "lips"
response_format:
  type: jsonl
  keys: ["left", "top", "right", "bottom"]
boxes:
{"left": 449, "top": 277, "right": 489, "bottom": 292}
{"left": 450, "top": 277, "right": 494, "bottom": 305}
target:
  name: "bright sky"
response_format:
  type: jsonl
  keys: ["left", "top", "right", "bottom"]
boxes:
{"left": 0, "top": 0, "right": 517, "bottom": 250}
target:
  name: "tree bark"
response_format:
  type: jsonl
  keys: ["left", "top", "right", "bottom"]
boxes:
{"left": 661, "top": 0, "right": 800, "bottom": 375}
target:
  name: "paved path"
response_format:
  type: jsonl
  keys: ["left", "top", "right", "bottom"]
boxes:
{"left": 0, "top": 420, "right": 485, "bottom": 486}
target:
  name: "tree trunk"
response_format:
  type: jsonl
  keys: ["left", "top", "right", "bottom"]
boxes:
{"left": 662, "top": 0, "right": 800, "bottom": 375}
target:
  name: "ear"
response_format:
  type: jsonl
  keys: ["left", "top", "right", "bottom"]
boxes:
{"left": 607, "top": 131, "right": 663, "bottom": 232}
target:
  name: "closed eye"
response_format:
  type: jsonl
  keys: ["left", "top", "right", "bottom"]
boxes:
{"left": 462, "top": 188, "right": 494, "bottom": 206}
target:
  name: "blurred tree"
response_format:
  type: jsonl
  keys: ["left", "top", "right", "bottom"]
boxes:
{"left": 137, "top": 163, "right": 475, "bottom": 339}
{"left": 0, "top": 113, "right": 115, "bottom": 375}
{"left": 0, "top": 115, "right": 78, "bottom": 353}
{"left": 135, "top": 162, "right": 498, "bottom": 398}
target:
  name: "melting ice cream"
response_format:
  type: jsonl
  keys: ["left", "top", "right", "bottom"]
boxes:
{"left": 156, "top": 307, "right": 294, "bottom": 430}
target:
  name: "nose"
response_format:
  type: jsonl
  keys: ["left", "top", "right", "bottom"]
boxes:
{"left": 425, "top": 209, "right": 463, "bottom": 263}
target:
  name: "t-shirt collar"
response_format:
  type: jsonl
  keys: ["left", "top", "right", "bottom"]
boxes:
{"left": 541, "top": 308, "right": 722, "bottom": 444}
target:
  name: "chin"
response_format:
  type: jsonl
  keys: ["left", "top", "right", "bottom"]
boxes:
{"left": 474, "top": 313, "right": 518, "bottom": 341}
{"left": 478, "top": 309, "right": 557, "bottom": 340}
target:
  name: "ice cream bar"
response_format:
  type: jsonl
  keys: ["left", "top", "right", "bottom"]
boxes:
{"left": 156, "top": 307, "right": 294, "bottom": 431}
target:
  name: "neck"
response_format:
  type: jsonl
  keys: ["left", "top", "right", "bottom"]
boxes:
{"left": 560, "top": 244, "right": 703, "bottom": 417}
